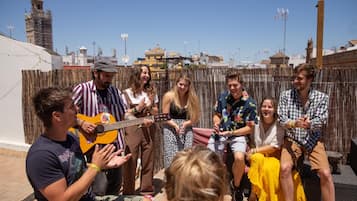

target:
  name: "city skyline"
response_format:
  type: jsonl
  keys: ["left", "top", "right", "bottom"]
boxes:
{"left": 0, "top": 0, "right": 356, "bottom": 65}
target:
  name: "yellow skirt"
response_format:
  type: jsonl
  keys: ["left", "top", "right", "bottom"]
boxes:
{"left": 247, "top": 153, "right": 306, "bottom": 201}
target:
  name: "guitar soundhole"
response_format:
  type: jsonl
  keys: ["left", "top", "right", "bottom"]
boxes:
{"left": 95, "top": 125, "right": 104, "bottom": 133}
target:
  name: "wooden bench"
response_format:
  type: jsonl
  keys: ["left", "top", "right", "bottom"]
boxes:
{"left": 326, "top": 150, "right": 343, "bottom": 174}
{"left": 298, "top": 150, "right": 357, "bottom": 201}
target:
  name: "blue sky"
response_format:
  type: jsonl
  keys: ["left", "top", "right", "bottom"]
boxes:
{"left": 0, "top": 0, "right": 356, "bottom": 64}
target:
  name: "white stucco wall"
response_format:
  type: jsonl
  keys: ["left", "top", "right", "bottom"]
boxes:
{"left": 52, "top": 54, "right": 64, "bottom": 70}
{"left": 0, "top": 35, "right": 61, "bottom": 151}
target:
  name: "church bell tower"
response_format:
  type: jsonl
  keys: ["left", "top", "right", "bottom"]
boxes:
{"left": 25, "top": 0, "right": 53, "bottom": 51}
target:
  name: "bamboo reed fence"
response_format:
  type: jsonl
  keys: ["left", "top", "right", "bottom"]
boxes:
{"left": 22, "top": 67, "right": 357, "bottom": 169}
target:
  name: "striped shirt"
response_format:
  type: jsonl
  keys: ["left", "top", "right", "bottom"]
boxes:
{"left": 278, "top": 88, "right": 329, "bottom": 151}
{"left": 72, "top": 80, "right": 127, "bottom": 149}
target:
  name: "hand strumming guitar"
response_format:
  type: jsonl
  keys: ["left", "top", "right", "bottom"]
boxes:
{"left": 81, "top": 121, "right": 97, "bottom": 134}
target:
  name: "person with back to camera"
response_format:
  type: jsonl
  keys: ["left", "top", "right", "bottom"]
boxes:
{"left": 161, "top": 73, "right": 201, "bottom": 168}
{"left": 246, "top": 97, "right": 306, "bottom": 201}
{"left": 121, "top": 65, "right": 158, "bottom": 196}
{"left": 72, "top": 60, "right": 128, "bottom": 196}
{"left": 26, "top": 87, "right": 154, "bottom": 201}
{"left": 164, "top": 145, "right": 230, "bottom": 201}
{"left": 207, "top": 71, "right": 257, "bottom": 201}
{"left": 278, "top": 63, "right": 334, "bottom": 201}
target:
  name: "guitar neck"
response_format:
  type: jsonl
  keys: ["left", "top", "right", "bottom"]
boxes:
{"left": 103, "top": 116, "right": 154, "bottom": 132}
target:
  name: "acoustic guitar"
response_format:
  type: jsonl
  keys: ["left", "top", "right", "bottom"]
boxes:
{"left": 69, "top": 113, "right": 170, "bottom": 153}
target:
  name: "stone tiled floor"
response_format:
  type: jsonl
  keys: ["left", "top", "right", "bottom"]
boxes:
{"left": 0, "top": 148, "right": 237, "bottom": 201}
{"left": 0, "top": 147, "right": 168, "bottom": 201}
{"left": 0, "top": 148, "right": 33, "bottom": 201}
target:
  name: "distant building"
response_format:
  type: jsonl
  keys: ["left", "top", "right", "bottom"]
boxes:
{"left": 306, "top": 39, "right": 357, "bottom": 68}
{"left": 132, "top": 48, "right": 226, "bottom": 69}
{"left": 259, "top": 59, "right": 270, "bottom": 68}
{"left": 25, "top": 0, "right": 53, "bottom": 51}
{"left": 163, "top": 52, "right": 187, "bottom": 69}
{"left": 133, "top": 45, "right": 227, "bottom": 76}
{"left": 133, "top": 45, "right": 166, "bottom": 71}
{"left": 269, "top": 51, "right": 290, "bottom": 68}
{"left": 288, "top": 54, "right": 306, "bottom": 68}
{"left": 62, "top": 46, "right": 118, "bottom": 69}
{"left": 198, "top": 52, "right": 226, "bottom": 68}
{"left": 62, "top": 46, "right": 88, "bottom": 66}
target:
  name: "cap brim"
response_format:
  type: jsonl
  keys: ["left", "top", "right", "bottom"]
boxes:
{"left": 95, "top": 68, "right": 118, "bottom": 73}
{"left": 101, "top": 68, "right": 118, "bottom": 73}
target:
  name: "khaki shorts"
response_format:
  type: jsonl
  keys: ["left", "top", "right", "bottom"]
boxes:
{"left": 281, "top": 138, "right": 329, "bottom": 170}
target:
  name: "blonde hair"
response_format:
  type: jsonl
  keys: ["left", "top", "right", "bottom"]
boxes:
{"left": 165, "top": 145, "right": 228, "bottom": 201}
{"left": 172, "top": 74, "right": 200, "bottom": 123}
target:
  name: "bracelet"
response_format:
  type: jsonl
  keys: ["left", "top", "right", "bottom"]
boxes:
{"left": 133, "top": 107, "right": 138, "bottom": 114}
{"left": 88, "top": 163, "right": 101, "bottom": 172}
{"left": 289, "top": 120, "right": 296, "bottom": 128}
{"left": 252, "top": 148, "right": 257, "bottom": 154}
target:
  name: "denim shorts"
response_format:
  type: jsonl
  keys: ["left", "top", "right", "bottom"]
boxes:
{"left": 207, "top": 135, "right": 247, "bottom": 154}
{"left": 228, "top": 136, "right": 247, "bottom": 153}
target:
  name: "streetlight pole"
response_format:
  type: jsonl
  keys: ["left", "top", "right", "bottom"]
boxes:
{"left": 184, "top": 41, "right": 188, "bottom": 57}
{"left": 276, "top": 8, "right": 289, "bottom": 66}
{"left": 237, "top": 48, "right": 240, "bottom": 66}
{"left": 7, "top": 25, "right": 14, "bottom": 39}
{"left": 121, "top": 33, "right": 129, "bottom": 67}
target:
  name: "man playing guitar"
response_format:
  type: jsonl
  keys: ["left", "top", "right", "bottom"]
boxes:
{"left": 72, "top": 60, "right": 154, "bottom": 196}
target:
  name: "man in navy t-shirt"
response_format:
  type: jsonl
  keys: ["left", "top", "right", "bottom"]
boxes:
{"left": 26, "top": 87, "right": 131, "bottom": 201}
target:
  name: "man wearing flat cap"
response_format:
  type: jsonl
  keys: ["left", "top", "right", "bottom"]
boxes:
{"left": 72, "top": 60, "right": 128, "bottom": 196}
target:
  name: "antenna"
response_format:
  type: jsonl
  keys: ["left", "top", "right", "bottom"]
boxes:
{"left": 275, "top": 8, "right": 289, "bottom": 66}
